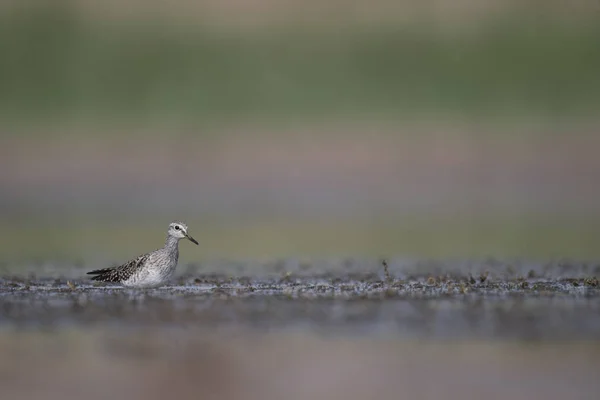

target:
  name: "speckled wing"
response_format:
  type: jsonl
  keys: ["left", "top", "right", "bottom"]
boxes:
{"left": 87, "top": 253, "right": 149, "bottom": 283}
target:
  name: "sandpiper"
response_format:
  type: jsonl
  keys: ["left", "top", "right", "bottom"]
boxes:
{"left": 87, "top": 222, "right": 198, "bottom": 288}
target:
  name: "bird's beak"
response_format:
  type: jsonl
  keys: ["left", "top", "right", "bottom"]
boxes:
{"left": 186, "top": 233, "right": 199, "bottom": 245}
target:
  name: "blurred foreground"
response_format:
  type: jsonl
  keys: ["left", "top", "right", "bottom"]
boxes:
{"left": 2, "top": 330, "right": 599, "bottom": 400}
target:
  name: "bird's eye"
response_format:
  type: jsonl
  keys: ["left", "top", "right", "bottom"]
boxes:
{"left": 175, "top": 226, "right": 180, "bottom": 230}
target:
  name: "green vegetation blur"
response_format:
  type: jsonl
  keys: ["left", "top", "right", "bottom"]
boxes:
{"left": 1, "top": 1, "right": 600, "bottom": 126}
{"left": 1, "top": 1, "right": 599, "bottom": 263}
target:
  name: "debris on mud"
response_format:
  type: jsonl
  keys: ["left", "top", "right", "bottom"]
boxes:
{"left": 1, "top": 258, "right": 599, "bottom": 339}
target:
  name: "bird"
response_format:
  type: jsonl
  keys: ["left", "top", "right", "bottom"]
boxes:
{"left": 87, "top": 221, "right": 198, "bottom": 288}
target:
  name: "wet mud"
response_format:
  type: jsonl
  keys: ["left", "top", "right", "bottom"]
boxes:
{"left": 1, "top": 259, "right": 599, "bottom": 339}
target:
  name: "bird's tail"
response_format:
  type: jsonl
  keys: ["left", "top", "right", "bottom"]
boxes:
{"left": 86, "top": 267, "right": 120, "bottom": 282}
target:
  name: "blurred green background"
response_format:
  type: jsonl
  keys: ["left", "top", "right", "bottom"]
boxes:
{"left": 1, "top": 0, "right": 599, "bottom": 263}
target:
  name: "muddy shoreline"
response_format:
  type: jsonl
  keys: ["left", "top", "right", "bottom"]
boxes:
{"left": 2, "top": 264, "right": 598, "bottom": 339}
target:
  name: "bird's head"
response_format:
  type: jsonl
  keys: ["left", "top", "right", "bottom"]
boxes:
{"left": 168, "top": 222, "right": 198, "bottom": 245}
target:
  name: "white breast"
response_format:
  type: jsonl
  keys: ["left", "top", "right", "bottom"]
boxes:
{"left": 122, "top": 255, "right": 178, "bottom": 288}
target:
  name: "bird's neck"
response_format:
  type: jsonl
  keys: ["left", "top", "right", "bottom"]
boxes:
{"left": 164, "top": 236, "right": 180, "bottom": 253}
